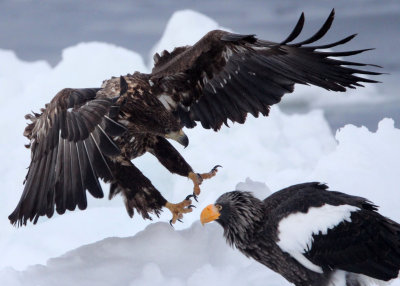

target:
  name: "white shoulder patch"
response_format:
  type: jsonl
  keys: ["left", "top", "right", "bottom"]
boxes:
{"left": 276, "top": 204, "right": 360, "bottom": 273}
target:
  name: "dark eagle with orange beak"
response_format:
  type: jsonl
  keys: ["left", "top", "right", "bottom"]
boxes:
{"left": 10, "top": 9, "right": 381, "bottom": 226}
{"left": 201, "top": 183, "right": 400, "bottom": 286}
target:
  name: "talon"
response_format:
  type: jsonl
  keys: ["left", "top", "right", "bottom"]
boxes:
{"left": 185, "top": 194, "right": 195, "bottom": 201}
{"left": 178, "top": 219, "right": 183, "bottom": 223}
{"left": 188, "top": 205, "right": 196, "bottom": 209}
{"left": 188, "top": 165, "right": 221, "bottom": 197}
{"left": 165, "top": 199, "right": 193, "bottom": 225}
{"left": 192, "top": 193, "right": 198, "bottom": 202}
{"left": 169, "top": 219, "right": 174, "bottom": 227}
{"left": 212, "top": 165, "right": 222, "bottom": 172}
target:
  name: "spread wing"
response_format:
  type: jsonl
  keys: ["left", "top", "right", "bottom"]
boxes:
{"left": 150, "top": 9, "right": 381, "bottom": 131}
{"left": 9, "top": 88, "right": 126, "bottom": 226}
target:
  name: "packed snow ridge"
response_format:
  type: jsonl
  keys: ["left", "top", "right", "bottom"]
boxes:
{"left": 0, "top": 9, "right": 399, "bottom": 286}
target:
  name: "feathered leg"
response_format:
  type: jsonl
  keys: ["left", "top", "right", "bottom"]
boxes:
{"left": 108, "top": 159, "right": 192, "bottom": 224}
{"left": 147, "top": 136, "right": 221, "bottom": 198}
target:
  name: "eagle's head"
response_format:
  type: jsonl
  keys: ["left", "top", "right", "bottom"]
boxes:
{"left": 200, "top": 191, "right": 265, "bottom": 248}
{"left": 165, "top": 129, "right": 189, "bottom": 148}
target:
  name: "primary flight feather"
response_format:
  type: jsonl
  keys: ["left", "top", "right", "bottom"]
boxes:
{"left": 9, "top": 9, "right": 381, "bottom": 226}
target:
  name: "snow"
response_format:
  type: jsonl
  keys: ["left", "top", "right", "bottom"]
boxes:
{"left": 0, "top": 9, "right": 399, "bottom": 286}
{"left": 276, "top": 204, "right": 360, "bottom": 273}
{"left": 235, "top": 178, "right": 271, "bottom": 200}
{"left": 0, "top": 222, "right": 286, "bottom": 286}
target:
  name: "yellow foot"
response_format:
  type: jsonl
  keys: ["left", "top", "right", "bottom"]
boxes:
{"left": 165, "top": 198, "right": 194, "bottom": 225}
{"left": 188, "top": 165, "right": 222, "bottom": 197}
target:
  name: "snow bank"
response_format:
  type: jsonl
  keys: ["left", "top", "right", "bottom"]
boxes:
{"left": 0, "top": 9, "right": 399, "bottom": 286}
{"left": 0, "top": 222, "right": 285, "bottom": 286}
{"left": 51, "top": 42, "right": 148, "bottom": 88}
{"left": 309, "top": 118, "right": 400, "bottom": 217}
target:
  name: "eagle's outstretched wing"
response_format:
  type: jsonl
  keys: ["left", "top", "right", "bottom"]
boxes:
{"left": 9, "top": 88, "right": 126, "bottom": 226}
{"left": 150, "top": 9, "right": 381, "bottom": 131}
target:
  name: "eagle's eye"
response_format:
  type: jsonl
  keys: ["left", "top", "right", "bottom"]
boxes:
{"left": 216, "top": 204, "right": 222, "bottom": 211}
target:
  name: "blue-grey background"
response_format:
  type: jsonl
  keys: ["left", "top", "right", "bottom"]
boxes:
{"left": 1, "top": 0, "right": 399, "bottom": 131}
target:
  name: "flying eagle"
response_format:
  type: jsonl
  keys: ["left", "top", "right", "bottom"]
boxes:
{"left": 200, "top": 182, "right": 400, "bottom": 286}
{"left": 9, "top": 9, "right": 381, "bottom": 226}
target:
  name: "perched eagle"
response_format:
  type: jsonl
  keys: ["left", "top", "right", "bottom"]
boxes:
{"left": 200, "top": 182, "right": 400, "bottom": 286}
{"left": 9, "top": 9, "right": 381, "bottom": 226}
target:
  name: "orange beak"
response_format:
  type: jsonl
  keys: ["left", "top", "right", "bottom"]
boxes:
{"left": 200, "top": 204, "right": 220, "bottom": 225}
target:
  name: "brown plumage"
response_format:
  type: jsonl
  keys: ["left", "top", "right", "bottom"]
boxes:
{"left": 9, "top": 9, "right": 381, "bottom": 226}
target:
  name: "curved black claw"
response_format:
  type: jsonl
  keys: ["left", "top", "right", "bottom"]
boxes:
{"left": 169, "top": 219, "right": 174, "bottom": 227}
{"left": 185, "top": 194, "right": 198, "bottom": 202}
{"left": 178, "top": 219, "right": 183, "bottom": 223}
{"left": 188, "top": 205, "right": 196, "bottom": 209}
{"left": 185, "top": 194, "right": 194, "bottom": 200}
{"left": 212, "top": 165, "right": 222, "bottom": 172}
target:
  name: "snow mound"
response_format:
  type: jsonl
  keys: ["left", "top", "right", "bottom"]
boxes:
{"left": 0, "top": 222, "right": 285, "bottom": 286}
{"left": 52, "top": 42, "right": 148, "bottom": 87}
{"left": 309, "top": 118, "right": 400, "bottom": 216}
{"left": 235, "top": 178, "right": 271, "bottom": 200}
{"left": 0, "top": 50, "right": 50, "bottom": 105}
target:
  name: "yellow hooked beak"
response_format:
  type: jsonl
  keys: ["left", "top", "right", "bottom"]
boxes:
{"left": 200, "top": 204, "right": 220, "bottom": 225}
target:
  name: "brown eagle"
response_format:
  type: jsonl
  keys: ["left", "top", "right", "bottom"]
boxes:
{"left": 9, "top": 9, "right": 381, "bottom": 226}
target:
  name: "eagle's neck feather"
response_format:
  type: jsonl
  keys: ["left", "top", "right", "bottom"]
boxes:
{"left": 219, "top": 192, "right": 265, "bottom": 249}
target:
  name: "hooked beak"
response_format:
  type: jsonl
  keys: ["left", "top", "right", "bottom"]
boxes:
{"left": 165, "top": 130, "right": 189, "bottom": 148}
{"left": 200, "top": 204, "right": 220, "bottom": 225}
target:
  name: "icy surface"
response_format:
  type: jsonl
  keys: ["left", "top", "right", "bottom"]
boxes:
{"left": 0, "top": 9, "right": 399, "bottom": 286}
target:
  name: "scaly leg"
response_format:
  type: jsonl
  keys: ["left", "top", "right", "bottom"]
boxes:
{"left": 188, "top": 165, "right": 222, "bottom": 199}
{"left": 165, "top": 195, "right": 195, "bottom": 225}
{"left": 147, "top": 136, "right": 221, "bottom": 200}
